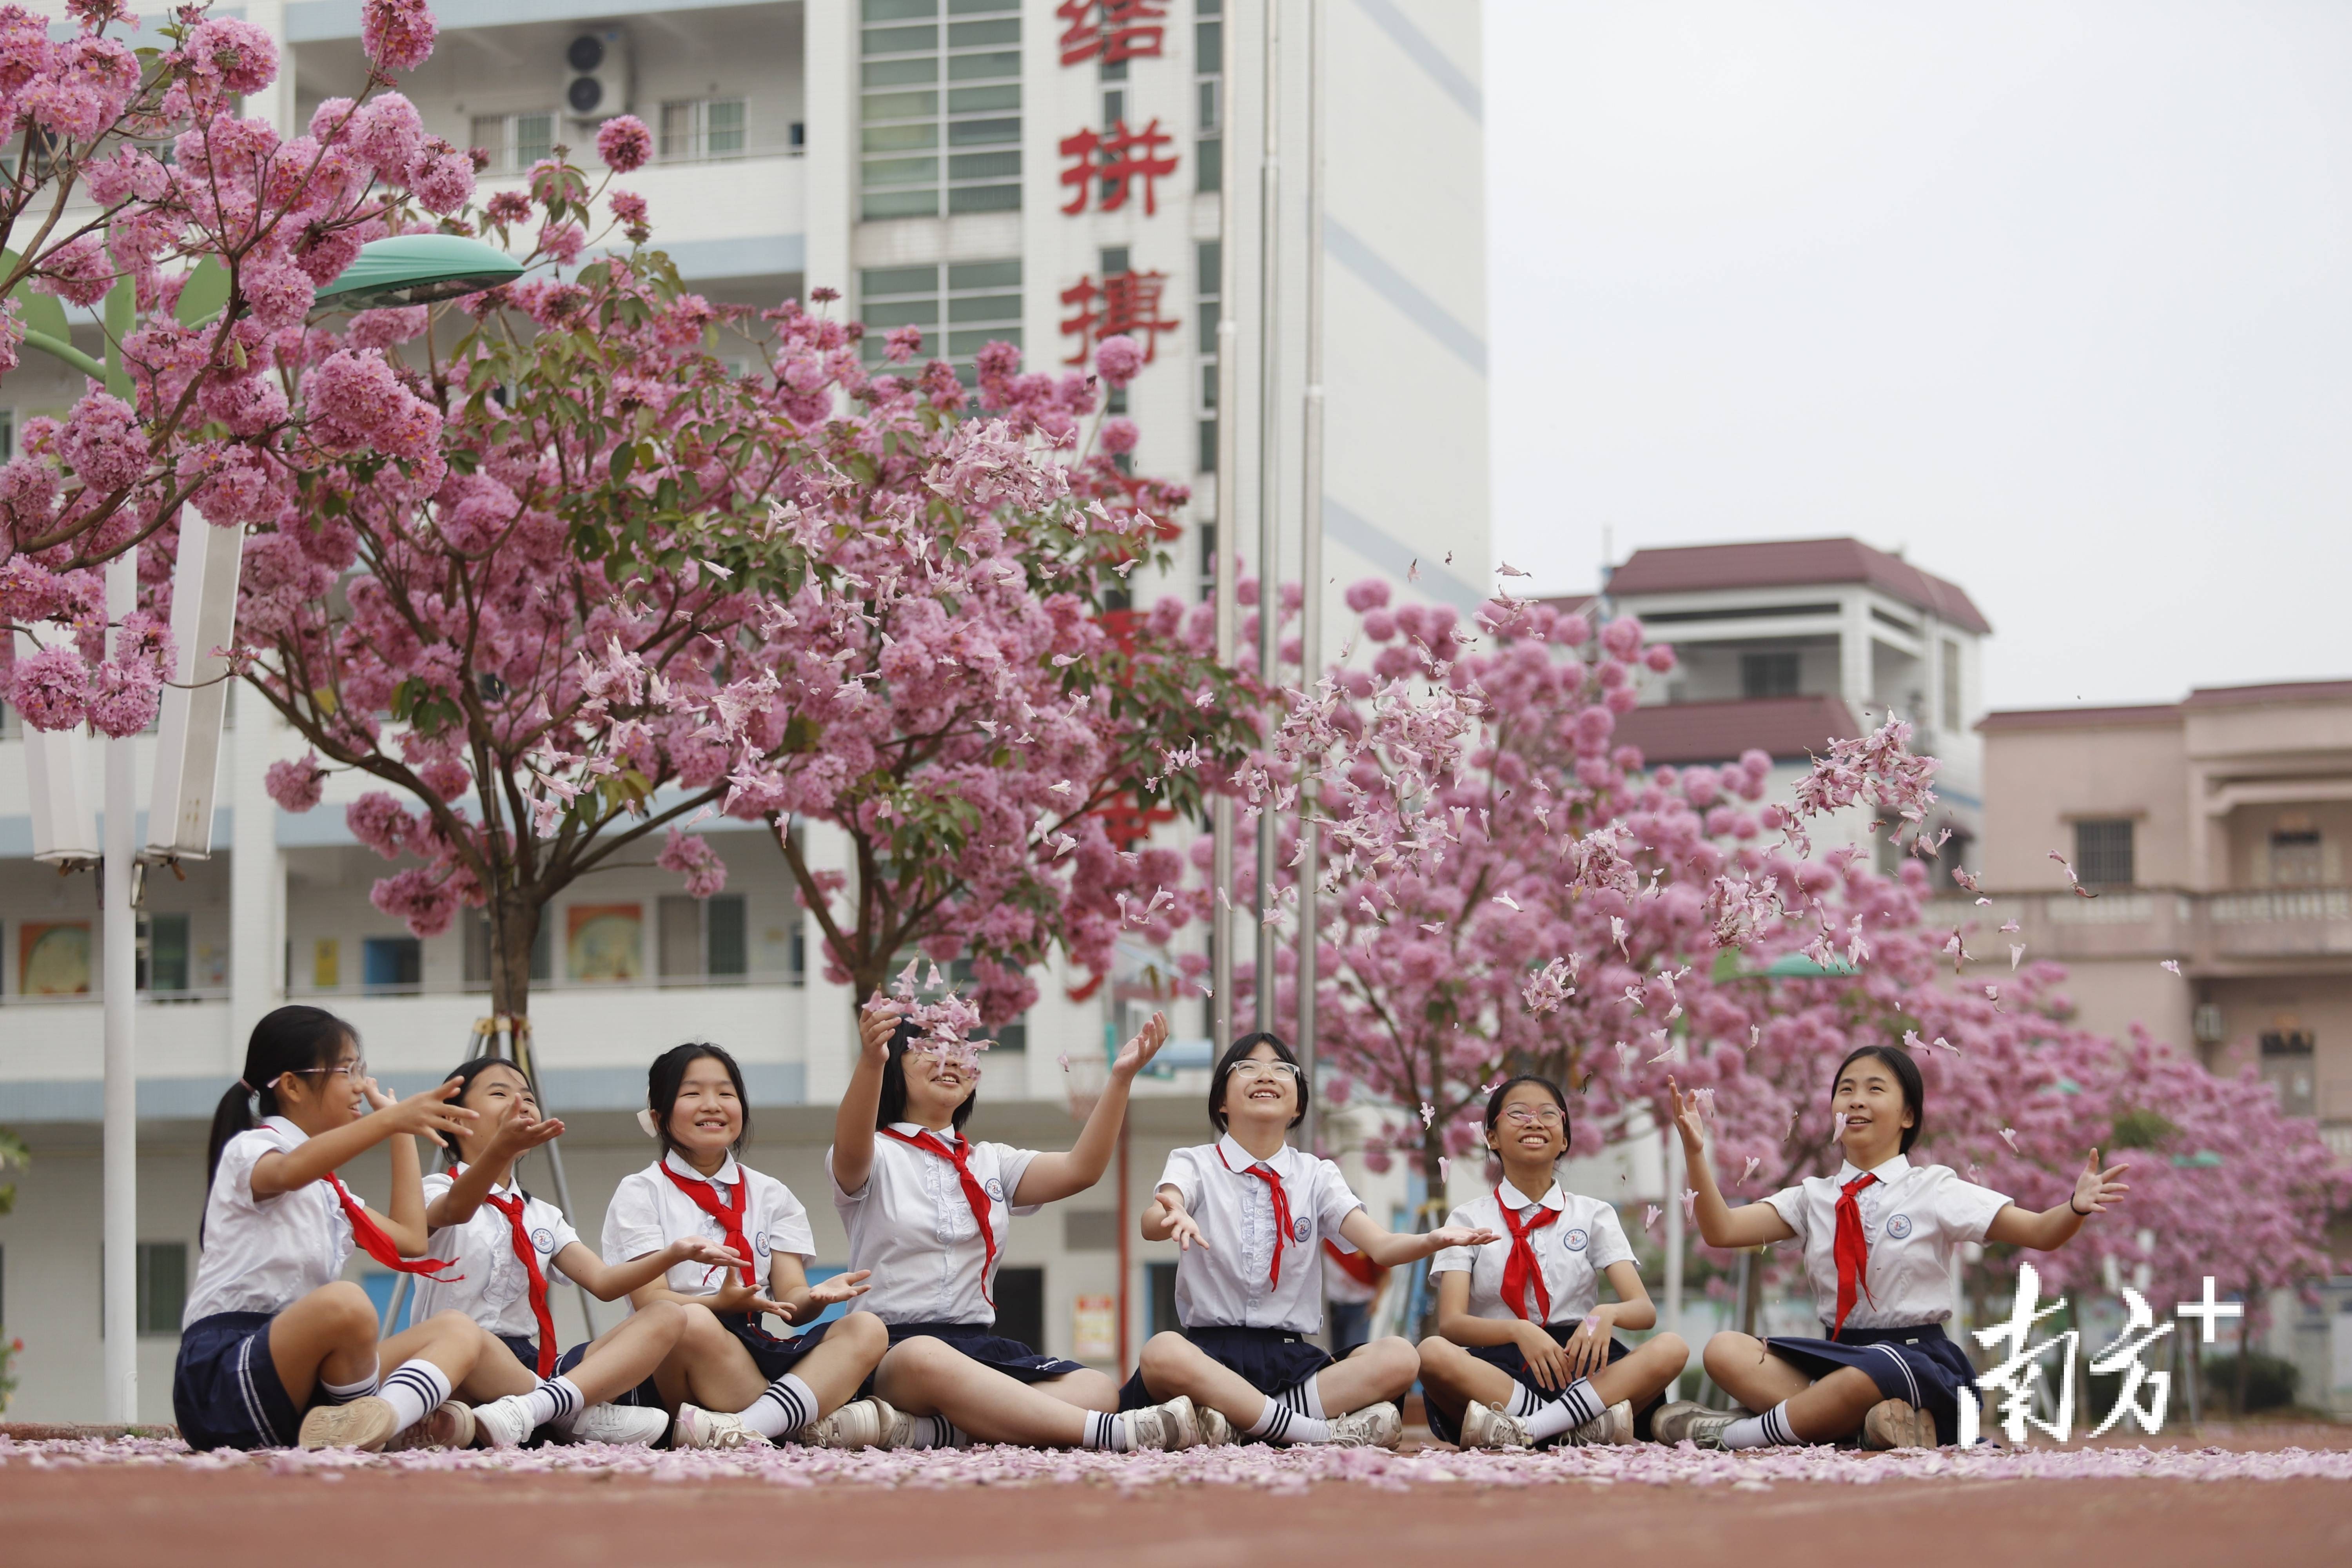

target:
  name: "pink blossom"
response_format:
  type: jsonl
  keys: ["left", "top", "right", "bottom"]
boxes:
{"left": 33, "top": 234, "right": 114, "bottom": 308}
{"left": 347, "top": 791, "right": 421, "bottom": 860}
{"left": 657, "top": 827, "right": 729, "bottom": 898}
{"left": 184, "top": 18, "right": 278, "bottom": 95}
{"left": 595, "top": 114, "right": 652, "bottom": 174}
{"left": 56, "top": 392, "right": 149, "bottom": 491}
{"left": 9, "top": 645, "right": 89, "bottom": 731}
{"left": 85, "top": 658, "right": 160, "bottom": 737}
{"left": 410, "top": 147, "right": 475, "bottom": 214}
{"left": 361, "top": 0, "right": 439, "bottom": 73}
{"left": 884, "top": 325, "right": 923, "bottom": 364}
{"left": 536, "top": 220, "right": 586, "bottom": 267}
{"left": 266, "top": 754, "right": 327, "bottom": 813}
{"left": 1097, "top": 416, "right": 1140, "bottom": 456}
{"left": 1094, "top": 334, "right": 1144, "bottom": 388}
{"left": 370, "top": 866, "right": 458, "bottom": 937}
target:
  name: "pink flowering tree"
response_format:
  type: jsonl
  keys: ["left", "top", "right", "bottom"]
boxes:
{"left": 688, "top": 330, "right": 1256, "bottom": 1021}
{"left": 0, "top": 1, "right": 468, "bottom": 735}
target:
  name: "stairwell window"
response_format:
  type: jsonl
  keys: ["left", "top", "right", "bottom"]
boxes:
{"left": 2073, "top": 818, "right": 2135, "bottom": 888}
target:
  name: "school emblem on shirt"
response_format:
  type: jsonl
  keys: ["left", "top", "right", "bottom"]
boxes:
{"left": 1886, "top": 1214, "right": 1913, "bottom": 1240}
{"left": 984, "top": 1177, "right": 1007, "bottom": 1203}
{"left": 532, "top": 1227, "right": 556, "bottom": 1253}
{"left": 753, "top": 1233, "right": 773, "bottom": 1257}
{"left": 1563, "top": 1227, "right": 1589, "bottom": 1252}
{"left": 1290, "top": 1216, "right": 1311, "bottom": 1244}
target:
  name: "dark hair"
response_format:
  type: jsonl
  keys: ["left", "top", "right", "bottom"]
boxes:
{"left": 1209, "top": 1031, "right": 1307, "bottom": 1132}
{"left": 205, "top": 1005, "right": 359, "bottom": 1215}
{"left": 1831, "top": 1044, "right": 1925, "bottom": 1153}
{"left": 647, "top": 1042, "right": 753, "bottom": 1159}
{"left": 1482, "top": 1074, "right": 1570, "bottom": 1150}
{"left": 876, "top": 1019, "right": 977, "bottom": 1134}
{"left": 441, "top": 1056, "right": 537, "bottom": 1168}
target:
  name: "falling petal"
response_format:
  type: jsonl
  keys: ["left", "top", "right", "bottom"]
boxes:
{"left": 2160, "top": 959, "right": 2182, "bottom": 976}
{"left": 1999, "top": 1127, "right": 2021, "bottom": 1154}
{"left": 1643, "top": 1203, "right": 1661, "bottom": 1233}
{"left": 2009, "top": 945, "right": 2025, "bottom": 971}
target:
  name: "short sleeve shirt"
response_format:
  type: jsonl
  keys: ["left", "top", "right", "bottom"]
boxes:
{"left": 410, "top": 1168, "right": 581, "bottom": 1341}
{"left": 1158, "top": 1134, "right": 1368, "bottom": 1335}
{"left": 1762, "top": 1154, "right": 2011, "bottom": 1330}
{"left": 601, "top": 1151, "right": 816, "bottom": 1304}
{"left": 828, "top": 1124, "right": 1042, "bottom": 1326}
{"left": 1431, "top": 1182, "right": 1636, "bottom": 1326}
{"left": 183, "top": 1117, "right": 360, "bottom": 1327}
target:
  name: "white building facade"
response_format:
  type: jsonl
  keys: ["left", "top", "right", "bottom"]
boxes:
{"left": 0, "top": 1, "right": 1488, "bottom": 1420}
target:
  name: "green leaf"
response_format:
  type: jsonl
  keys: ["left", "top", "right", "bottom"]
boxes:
{"left": 609, "top": 439, "right": 636, "bottom": 484}
{"left": 176, "top": 257, "right": 230, "bottom": 327}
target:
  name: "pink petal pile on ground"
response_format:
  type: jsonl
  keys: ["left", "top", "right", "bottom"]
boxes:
{"left": 2, "top": 1437, "right": 2348, "bottom": 1491}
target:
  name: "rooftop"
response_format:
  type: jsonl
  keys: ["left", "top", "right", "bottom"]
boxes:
{"left": 1980, "top": 677, "right": 2352, "bottom": 732}
{"left": 1612, "top": 695, "right": 1861, "bottom": 766}
{"left": 1603, "top": 537, "right": 1992, "bottom": 635}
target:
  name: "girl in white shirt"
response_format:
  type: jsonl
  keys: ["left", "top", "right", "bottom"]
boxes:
{"left": 173, "top": 1005, "right": 494, "bottom": 1452}
{"left": 828, "top": 1000, "right": 1207, "bottom": 1452}
{"left": 1419, "top": 1074, "right": 1690, "bottom": 1449}
{"left": 413, "top": 1057, "right": 744, "bottom": 1447}
{"left": 603, "top": 1042, "right": 893, "bottom": 1450}
{"left": 1657, "top": 1044, "right": 2130, "bottom": 1450}
{"left": 1130, "top": 1033, "right": 1501, "bottom": 1448}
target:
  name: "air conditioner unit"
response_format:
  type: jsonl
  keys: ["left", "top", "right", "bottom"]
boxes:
{"left": 145, "top": 506, "right": 243, "bottom": 860}
{"left": 2192, "top": 1003, "right": 2224, "bottom": 1044}
{"left": 15, "top": 624, "right": 97, "bottom": 863}
{"left": 562, "top": 28, "right": 630, "bottom": 125}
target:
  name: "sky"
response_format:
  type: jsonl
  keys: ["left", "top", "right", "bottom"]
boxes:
{"left": 1484, "top": 1, "right": 2352, "bottom": 710}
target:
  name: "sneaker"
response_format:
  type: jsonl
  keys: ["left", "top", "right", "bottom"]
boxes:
{"left": 385, "top": 1399, "right": 476, "bottom": 1452}
{"left": 671, "top": 1403, "right": 773, "bottom": 1450}
{"left": 298, "top": 1395, "right": 400, "bottom": 1452}
{"left": 1569, "top": 1399, "right": 1635, "bottom": 1446}
{"left": 471, "top": 1393, "right": 537, "bottom": 1449}
{"left": 1457, "top": 1401, "right": 1532, "bottom": 1450}
{"left": 1649, "top": 1399, "right": 1712, "bottom": 1446}
{"left": 1123, "top": 1394, "right": 1205, "bottom": 1452}
{"left": 1327, "top": 1401, "right": 1405, "bottom": 1450}
{"left": 1196, "top": 1404, "right": 1235, "bottom": 1446}
{"left": 802, "top": 1397, "right": 897, "bottom": 1450}
{"left": 563, "top": 1403, "right": 673, "bottom": 1447}
{"left": 1862, "top": 1399, "right": 1936, "bottom": 1451}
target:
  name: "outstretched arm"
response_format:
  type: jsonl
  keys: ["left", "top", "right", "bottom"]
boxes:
{"left": 424, "top": 1111, "right": 565, "bottom": 1229}
{"left": 553, "top": 1238, "right": 748, "bottom": 1303}
{"left": 1014, "top": 1013, "right": 1168, "bottom": 1205}
{"left": 250, "top": 1079, "right": 474, "bottom": 1201}
{"left": 1336, "top": 1207, "right": 1501, "bottom": 1269}
{"left": 1984, "top": 1151, "right": 2129, "bottom": 1250}
{"left": 1670, "top": 1078, "right": 1796, "bottom": 1250}
{"left": 829, "top": 997, "right": 897, "bottom": 1197}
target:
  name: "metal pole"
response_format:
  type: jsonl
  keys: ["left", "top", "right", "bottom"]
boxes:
{"left": 1295, "top": 0, "right": 1324, "bottom": 1157}
{"left": 1251, "top": 0, "right": 1283, "bottom": 1034}
{"left": 1116, "top": 1122, "right": 1132, "bottom": 1370}
{"left": 102, "top": 552, "right": 139, "bottom": 1423}
{"left": 502, "top": 1016, "right": 601, "bottom": 1337}
{"left": 1662, "top": 1120, "right": 1685, "bottom": 1350}
{"left": 1209, "top": 0, "right": 1241, "bottom": 1053}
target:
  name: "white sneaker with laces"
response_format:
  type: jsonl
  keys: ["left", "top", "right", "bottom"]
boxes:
{"left": 1457, "top": 1400, "right": 1532, "bottom": 1450}
{"left": 802, "top": 1397, "right": 897, "bottom": 1449}
{"left": 385, "top": 1400, "right": 476, "bottom": 1452}
{"left": 1327, "top": 1401, "right": 1405, "bottom": 1450}
{"left": 671, "top": 1403, "right": 773, "bottom": 1450}
{"left": 1569, "top": 1399, "right": 1635, "bottom": 1446}
{"left": 1123, "top": 1395, "right": 1205, "bottom": 1452}
{"left": 563, "top": 1403, "right": 672, "bottom": 1446}
{"left": 1196, "top": 1404, "right": 1235, "bottom": 1446}
{"left": 471, "top": 1394, "right": 537, "bottom": 1449}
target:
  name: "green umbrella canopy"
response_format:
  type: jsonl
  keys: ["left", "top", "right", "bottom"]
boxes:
{"left": 1762, "top": 951, "right": 1859, "bottom": 978}
{"left": 314, "top": 234, "right": 524, "bottom": 309}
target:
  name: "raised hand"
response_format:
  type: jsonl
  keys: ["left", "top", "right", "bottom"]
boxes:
{"left": 2071, "top": 1149, "right": 2130, "bottom": 1217}
{"left": 706, "top": 1274, "right": 793, "bottom": 1325}
{"left": 858, "top": 993, "right": 899, "bottom": 1067}
{"left": 669, "top": 1238, "right": 749, "bottom": 1274}
{"left": 1164, "top": 1201, "right": 1210, "bottom": 1252}
{"left": 1111, "top": 1011, "right": 1170, "bottom": 1080}
{"left": 1666, "top": 1076, "right": 1706, "bottom": 1157}
{"left": 487, "top": 1108, "right": 565, "bottom": 1160}
{"left": 1424, "top": 1225, "right": 1502, "bottom": 1253}
{"left": 377, "top": 1079, "right": 476, "bottom": 1149}
{"left": 803, "top": 1269, "right": 873, "bottom": 1309}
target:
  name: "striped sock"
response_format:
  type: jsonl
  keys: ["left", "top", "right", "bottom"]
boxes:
{"left": 1720, "top": 1399, "right": 1803, "bottom": 1450}
{"left": 1081, "top": 1410, "right": 1131, "bottom": 1452}
{"left": 1521, "top": 1376, "right": 1604, "bottom": 1443}
{"left": 1245, "top": 1396, "right": 1331, "bottom": 1445}
{"left": 522, "top": 1376, "right": 585, "bottom": 1432}
{"left": 319, "top": 1363, "right": 379, "bottom": 1406}
{"left": 1503, "top": 1382, "right": 1545, "bottom": 1419}
{"left": 1297, "top": 1377, "right": 1328, "bottom": 1422}
{"left": 740, "top": 1372, "right": 817, "bottom": 1440}
{"left": 377, "top": 1361, "right": 453, "bottom": 1434}
{"left": 894, "top": 1414, "right": 969, "bottom": 1450}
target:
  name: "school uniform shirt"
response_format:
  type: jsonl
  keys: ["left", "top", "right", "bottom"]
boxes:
{"left": 602, "top": 1150, "right": 816, "bottom": 1304}
{"left": 827, "top": 1124, "right": 1043, "bottom": 1325}
{"left": 1430, "top": 1182, "right": 1636, "bottom": 1325}
{"left": 410, "top": 1170, "right": 579, "bottom": 1340}
{"left": 182, "top": 1116, "right": 360, "bottom": 1328}
{"left": 1158, "top": 1134, "right": 1367, "bottom": 1335}
{"left": 1760, "top": 1153, "right": 2011, "bottom": 1332}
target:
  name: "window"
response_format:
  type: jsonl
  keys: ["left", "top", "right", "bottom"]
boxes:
{"left": 99, "top": 1242, "right": 187, "bottom": 1336}
{"left": 462, "top": 913, "right": 551, "bottom": 989}
{"left": 860, "top": 0, "right": 1021, "bottom": 221}
{"left": 1940, "top": 637, "right": 1963, "bottom": 730}
{"left": 858, "top": 259, "right": 1022, "bottom": 377}
{"left": 657, "top": 893, "right": 750, "bottom": 983}
{"left": 361, "top": 935, "right": 422, "bottom": 993}
{"left": 135, "top": 913, "right": 190, "bottom": 993}
{"left": 2074, "top": 819, "right": 2136, "bottom": 888}
{"left": 659, "top": 98, "right": 747, "bottom": 162}
{"left": 469, "top": 111, "right": 554, "bottom": 174}
{"left": 1195, "top": 0, "right": 1221, "bottom": 193}
{"left": 2270, "top": 828, "right": 2324, "bottom": 886}
{"left": 2259, "top": 1031, "right": 2316, "bottom": 1118}
{"left": 1740, "top": 651, "right": 1800, "bottom": 699}
{"left": 1196, "top": 240, "right": 1220, "bottom": 474}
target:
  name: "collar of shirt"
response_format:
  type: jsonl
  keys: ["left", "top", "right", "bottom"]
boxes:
{"left": 1836, "top": 1152, "right": 1910, "bottom": 1185}
{"left": 448, "top": 1164, "right": 515, "bottom": 1200}
{"left": 260, "top": 1114, "right": 303, "bottom": 1147}
{"left": 1497, "top": 1180, "right": 1565, "bottom": 1216}
{"left": 1217, "top": 1131, "right": 1291, "bottom": 1174}
{"left": 889, "top": 1120, "right": 962, "bottom": 1145}
{"left": 664, "top": 1147, "right": 741, "bottom": 1187}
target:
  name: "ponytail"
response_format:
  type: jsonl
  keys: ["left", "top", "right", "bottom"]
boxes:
{"left": 205, "top": 1005, "right": 360, "bottom": 1199}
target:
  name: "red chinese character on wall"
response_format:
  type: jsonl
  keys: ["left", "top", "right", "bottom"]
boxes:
{"left": 1058, "top": 118, "right": 1180, "bottom": 216}
{"left": 1060, "top": 269, "right": 1182, "bottom": 366}
{"left": 1058, "top": 1, "right": 1169, "bottom": 67}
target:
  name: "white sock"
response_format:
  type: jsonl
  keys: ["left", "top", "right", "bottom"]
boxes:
{"left": 1244, "top": 1395, "right": 1331, "bottom": 1445}
{"left": 522, "top": 1376, "right": 585, "bottom": 1431}
{"left": 1298, "top": 1377, "right": 1328, "bottom": 1422}
{"left": 377, "top": 1360, "right": 453, "bottom": 1433}
{"left": 894, "top": 1413, "right": 969, "bottom": 1449}
{"left": 320, "top": 1363, "right": 379, "bottom": 1406}
{"left": 1720, "top": 1399, "right": 1803, "bottom": 1450}
{"left": 1082, "top": 1410, "right": 1132, "bottom": 1452}
{"left": 740, "top": 1372, "right": 818, "bottom": 1439}
{"left": 1503, "top": 1382, "right": 1545, "bottom": 1419}
{"left": 1521, "top": 1376, "right": 1604, "bottom": 1443}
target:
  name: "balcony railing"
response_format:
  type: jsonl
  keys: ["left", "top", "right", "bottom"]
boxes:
{"left": 1926, "top": 886, "right": 2352, "bottom": 968}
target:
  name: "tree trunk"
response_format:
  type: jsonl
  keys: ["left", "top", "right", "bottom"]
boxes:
{"left": 488, "top": 889, "right": 540, "bottom": 1021}
{"left": 2234, "top": 1279, "right": 2253, "bottom": 1417}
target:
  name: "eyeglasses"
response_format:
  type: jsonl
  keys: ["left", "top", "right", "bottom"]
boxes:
{"left": 1230, "top": 1061, "right": 1300, "bottom": 1082}
{"left": 288, "top": 1061, "right": 369, "bottom": 1083}
{"left": 1500, "top": 1107, "right": 1564, "bottom": 1128}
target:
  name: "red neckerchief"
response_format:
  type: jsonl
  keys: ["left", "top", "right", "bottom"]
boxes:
{"left": 1217, "top": 1145, "right": 1297, "bottom": 1289}
{"left": 659, "top": 1159, "right": 757, "bottom": 1288}
{"left": 1322, "top": 1238, "right": 1379, "bottom": 1287}
{"left": 1831, "top": 1170, "right": 1880, "bottom": 1339}
{"left": 324, "top": 1172, "right": 461, "bottom": 1281}
{"left": 881, "top": 1127, "right": 1000, "bottom": 1307}
{"left": 1496, "top": 1185, "right": 1563, "bottom": 1323}
{"left": 466, "top": 1167, "right": 557, "bottom": 1378}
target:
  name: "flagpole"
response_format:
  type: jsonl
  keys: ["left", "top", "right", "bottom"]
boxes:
{"left": 1296, "top": 0, "right": 1325, "bottom": 1158}
{"left": 1209, "top": 0, "right": 1243, "bottom": 1051}
{"left": 1252, "top": 0, "right": 1283, "bottom": 1035}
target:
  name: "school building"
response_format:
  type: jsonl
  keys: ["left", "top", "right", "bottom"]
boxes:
{"left": 0, "top": 1, "right": 1492, "bottom": 1422}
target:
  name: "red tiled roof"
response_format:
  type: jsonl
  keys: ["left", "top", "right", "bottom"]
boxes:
{"left": 1612, "top": 695, "right": 1861, "bottom": 766}
{"left": 1604, "top": 537, "right": 1991, "bottom": 635}
{"left": 1978, "top": 704, "right": 2181, "bottom": 733}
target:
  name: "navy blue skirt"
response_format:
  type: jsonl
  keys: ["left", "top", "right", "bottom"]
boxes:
{"left": 1423, "top": 1319, "right": 1633, "bottom": 1446}
{"left": 881, "top": 1321, "right": 1087, "bottom": 1386}
{"left": 1118, "top": 1325, "right": 1336, "bottom": 1412}
{"left": 1766, "top": 1324, "right": 1978, "bottom": 1446}
{"left": 173, "top": 1312, "right": 302, "bottom": 1452}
